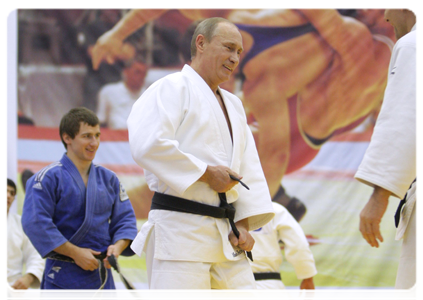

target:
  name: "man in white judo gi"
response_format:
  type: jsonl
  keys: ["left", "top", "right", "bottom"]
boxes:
{"left": 127, "top": 17, "right": 275, "bottom": 289}
{"left": 355, "top": 9, "right": 416, "bottom": 289}
{"left": 250, "top": 202, "right": 316, "bottom": 289}
{"left": 7, "top": 178, "right": 44, "bottom": 289}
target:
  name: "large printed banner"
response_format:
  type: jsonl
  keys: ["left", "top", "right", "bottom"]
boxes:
{"left": 13, "top": 9, "right": 402, "bottom": 289}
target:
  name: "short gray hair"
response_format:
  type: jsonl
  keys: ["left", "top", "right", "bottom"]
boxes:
{"left": 190, "top": 17, "right": 234, "bottom": 59}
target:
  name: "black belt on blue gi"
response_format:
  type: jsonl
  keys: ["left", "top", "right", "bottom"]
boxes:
{"left": 46, "top": 252, "right": 134, "bottom": 289}
{"left": 253, "top": 272, "right": 282, "bottom": 281}
{"left": 394, "top": 178, "right": 416, "bottom": 228}
{"left": 151, "top": 192, "right": 253, "bottom": 261}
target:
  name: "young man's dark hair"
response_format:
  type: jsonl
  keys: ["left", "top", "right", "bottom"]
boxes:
{"left": 59, "top": 107, "right": 99, "bottom": 149}
{"left": 7, "top": 178, "right": 17, "bottom": 195}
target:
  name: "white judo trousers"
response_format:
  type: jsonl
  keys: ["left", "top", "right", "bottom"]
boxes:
{"left": 394, "top": 196, "right": 420, "bottom": 300}
{"left": 146, "top": 230, "right": 256, "bottom": 289}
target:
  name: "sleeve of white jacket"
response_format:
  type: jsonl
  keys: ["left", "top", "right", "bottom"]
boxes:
{"left": 355, "top": 41, "right": 416, "bottom": 199}
{"left": 127, "top": 77, "right": 207, "bottom": 195}
{"left": 21, "top": 230, "right": 45, "bottom": 288}
{"left": 274, "top": 203, "right": 317, "bottom": 280}
{"left": 232, "top": 123, "right": 275, "bottom": 231}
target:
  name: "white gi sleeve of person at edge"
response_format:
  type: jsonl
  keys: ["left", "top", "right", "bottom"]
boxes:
{"left": 354, "top": 31, "right": 416, "bottom": 200}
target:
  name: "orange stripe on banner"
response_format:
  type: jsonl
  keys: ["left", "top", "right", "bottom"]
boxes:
{"left": 18, "top": 125, "right": 129, "bottom": 141}
{"left": 18, "top": 160, "right": 144, "bottom": 176}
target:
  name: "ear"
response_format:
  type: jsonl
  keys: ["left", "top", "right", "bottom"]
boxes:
{"left": 62, "top": 133, "right": 72, "bottom": 146}
{"left": 195, "top": 34, "right": 206, "bottom": 53}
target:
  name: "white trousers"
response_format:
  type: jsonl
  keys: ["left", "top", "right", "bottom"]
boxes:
{"left": 146, "top": 230, "right": 256, "bottom": 289}
{"left": 395, "top": 205, "right": 416, "bottom": 289}
{"left": 256, "top": 279, "right": 292, "bottom": 300}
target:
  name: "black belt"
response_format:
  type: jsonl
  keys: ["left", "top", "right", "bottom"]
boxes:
{"left": 46, "top": 252, "right": 134, "bottom": 289}
{"left": 394, "top": 178, "right": 416, "bottom": 228}
{"left": 151, "top": 192, "right": 253, "bottom": 261}
{"left": 253, "top": 272, "right": 282, "bottom": 281}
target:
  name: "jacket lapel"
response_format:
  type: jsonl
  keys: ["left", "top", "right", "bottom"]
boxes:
{"left": 182, "top": 65, "right": 233, "bottom": 161}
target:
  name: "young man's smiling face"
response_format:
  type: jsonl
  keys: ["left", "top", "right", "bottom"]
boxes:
{"left": 63, "top": 122, "right": 101, "bottom": 164}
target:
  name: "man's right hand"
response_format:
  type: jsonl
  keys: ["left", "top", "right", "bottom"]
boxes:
{"left": 198, "top": 165, "right": 241, "bottom": 193}
{"left": 72, "top": 248, "right": 102, "bottom": 271}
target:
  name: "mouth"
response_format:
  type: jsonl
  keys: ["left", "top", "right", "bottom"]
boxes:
{"left": 223, "top": 64, "right": 233, "bottom": 72}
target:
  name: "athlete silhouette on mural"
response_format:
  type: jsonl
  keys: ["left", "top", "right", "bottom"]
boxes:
{"left": 91, "top": 9, "right": 395, "bottom": 221}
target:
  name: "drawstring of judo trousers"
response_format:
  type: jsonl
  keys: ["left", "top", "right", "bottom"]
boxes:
{"left": 46, "top": 252, "right": 134, "bottom": 289}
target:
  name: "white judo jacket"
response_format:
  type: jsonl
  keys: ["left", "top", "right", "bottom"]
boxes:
{"left": 250, "top": 202, "right": 317, "bottom": 288}
{"left": 128, "top": 64, "right": 275, "bottom": 262}
{"left": 355, "top": 25, "right": 416, "bottom": 240}
{"left": 7, "top": 213, "right": 45, "bottom": 288}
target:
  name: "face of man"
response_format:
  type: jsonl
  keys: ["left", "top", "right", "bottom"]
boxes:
{"left": 63, "top": 122, "right": 100, "bottom": 164}
{"left": 384, "top": 9, "right": 409, "bottom": 40}
{"left": 201, "top": 22, "right": 243, "bottom": 88}
{"left": 7, "top": 185, "right": 16, "bottom": 214}
{"left": 123, "top": 61, "right": 149, "bottom": 92}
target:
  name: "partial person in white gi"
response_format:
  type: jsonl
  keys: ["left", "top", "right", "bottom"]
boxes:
{"left": 7, "top": 178, "right": 44, "bottom": 289}
{"left": 97, "top": 57, "right": 149, "bottom": 129}
{"left": 250, "top": 202, "right": 316, "bottom": 289}
{"left": 127, "top": 17, "right": 275, "bottom": 289}
{"left": 355, "top": 9, "right": 416, "bottom": 289}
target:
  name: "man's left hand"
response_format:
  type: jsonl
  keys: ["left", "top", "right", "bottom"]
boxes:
{"left": 228, "top": 219, "right": 254, "bottom": 251}
{"left": 103, "top": 239, "right": 130, "bottom": 269}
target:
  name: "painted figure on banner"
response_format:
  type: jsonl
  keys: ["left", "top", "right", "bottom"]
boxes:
{"left": 91, "top": 9, "right": 395, "bottom": 221}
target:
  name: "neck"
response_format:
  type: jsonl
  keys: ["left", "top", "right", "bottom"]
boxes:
{"left": 66, "top": 152, "right": 91, "bottom": 177}
{"left": 190, "top": 60, "right": 219, "bottom": 93}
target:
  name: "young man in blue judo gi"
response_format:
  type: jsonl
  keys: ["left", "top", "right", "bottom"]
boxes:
{"left": 21, "top": 107, "right": 138, "bottom": 289}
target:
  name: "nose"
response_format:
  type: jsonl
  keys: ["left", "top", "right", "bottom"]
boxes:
{"left": 230, "top": 52, "right": 239, "bottom": 65}
{"left": 90, "top": 135, "right": 100, "bottom": 147}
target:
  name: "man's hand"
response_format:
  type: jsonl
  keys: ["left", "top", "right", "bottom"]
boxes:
{"left": 359, "top": 186, "right": 391, "bottom": 248}
{"left": 300, "top": 277, "right": 315, "bottom": 289}
{"left": 103, "top": 239, "right": 130, "bottom": 269}
{"left": 228, "top": 219, "right": 255, "bottom": 251}
{"left": 198, "top": 165, "right": 242, "bottom": 193}
{"left": 91, "top": 31, "right": 135, "bottom": 70}
{"left": 72, "top": 248, "right": 101, "bottom": 271}
{"left": 11, "top": 274, "right": 36, "bottom": 289}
